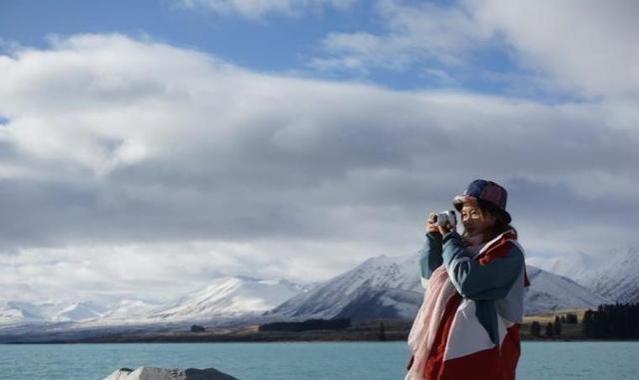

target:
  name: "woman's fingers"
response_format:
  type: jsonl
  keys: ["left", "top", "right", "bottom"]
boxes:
{"left": 427, "top": 212, "right": 439, "bottom": 233}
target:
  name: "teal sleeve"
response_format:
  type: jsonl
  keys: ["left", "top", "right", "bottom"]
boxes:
{"left": 441, "top": 232, "right": 523, "bottom": 300}
{"left": 418, "top": 232, "right": 443, "bottom": 279}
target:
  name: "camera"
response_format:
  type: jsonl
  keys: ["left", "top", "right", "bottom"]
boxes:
{"left": 433, "top": 210, "right": 457, "bottom": 229}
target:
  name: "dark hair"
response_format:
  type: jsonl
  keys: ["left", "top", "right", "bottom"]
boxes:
{"left": 462, "top": 198, "right": 517, "bottom": 242}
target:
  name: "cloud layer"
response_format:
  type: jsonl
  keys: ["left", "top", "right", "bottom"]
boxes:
{"left": 314, "top": 0, "right": 639, "bottom": 99}
{"left": 0, "top": 30, "right": 637, "bottom": 303}
{"left": 178, "top": 0, "right": 356, "bottom": 18}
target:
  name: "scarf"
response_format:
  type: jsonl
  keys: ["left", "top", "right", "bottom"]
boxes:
{"left": 405, "top": 231, "right": 522, "bottom": 380}
{"left": 463, "top": 234, "right": 485, "bottom": 257}
{"left": 405, "top": 265, "right": 458, "bottom": 380}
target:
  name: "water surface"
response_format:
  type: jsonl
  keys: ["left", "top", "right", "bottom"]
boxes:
{"left": 0, "top": 341, "right": 637, "bottom": 379}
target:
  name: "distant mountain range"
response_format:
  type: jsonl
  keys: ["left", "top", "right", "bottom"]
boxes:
{"left": 523, "top": 266, "right": 611, "bottom": 315}
{"left": 588, "top": 248, "right": 639, "bottom": 304}
{"left": 0, "top": 276, "right": 308, "bottom": 328}
{"left": 0, "top": 300, "right": 109, "bottom": 325}
{"left": 265, "top": 254, "right": 611, "bottom": 321}
{"left": 146, "top": 276, "right": 308, "bottom": 322}
{"left": 527, "top": 247, "right": 639, "bottom": 304}
{"left": 2, "top": 246, "right": 637, "bottom": 336}
{"left": 264, "top": 255, "right": 421, "bottom": 321}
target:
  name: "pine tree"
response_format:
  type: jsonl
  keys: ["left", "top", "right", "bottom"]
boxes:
{"left": 566, "top": 313, "right": 578, "bottom": 324}
{"left": 530, "top": 321, "right": 541, "bottom": 337}
{"left": 554, "top": 316, "right": 562, "bottom": 336}
{"left": 379, "top": 322, "right": 387, "bottom": 341}
{"left": 545, "top": 322, "right": 554, "bottom": 337}
{"left": 583, "top": 309, "right": 593, "bottom": 337}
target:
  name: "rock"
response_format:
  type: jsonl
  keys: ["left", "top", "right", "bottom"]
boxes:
{"left": 103, "top": 366, "right": 238, "bottom": 380}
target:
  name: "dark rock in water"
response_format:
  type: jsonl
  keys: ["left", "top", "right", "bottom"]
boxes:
{"left": 103, "top": 366, "right": 238, "bottom": 380}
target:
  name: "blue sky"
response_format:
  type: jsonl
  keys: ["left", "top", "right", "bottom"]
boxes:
{"left": 1, "top": 0, "right": 535, "bottom": 94}
{"left": 1, "top": 1, "right": 383, "bottom": 76}
{"left": 0, "top": 0, "right": 638, "bottom": 304}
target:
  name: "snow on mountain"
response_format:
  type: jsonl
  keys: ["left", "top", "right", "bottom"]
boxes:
{"left": 526, "top": 251, "right": 603, "bottom": 283}
{"left": 1, "top": 247, "right": 619, "bottom": 333}
{"left": 52, "top": 301, "right": 107, "bottom": 322}
{"left": 99, "top": 299, "right": 163, "bottom": 321}
{"left": 332, "top": 287, "right": 423, "bottom": 320}
{"left": 0, "top": 300, "right": 109, "bottom": 326}
{"left": 585, "top": 247, "right": 639, "bottom": 303}
{"left": 265, "top": 254, "right": 423, "bottom": 321}
{"left": 524, "top": 266, "right": 611, "bottom": 315}
{"left": 147, "top": 276, "right": 307, "bottom": 322}
{"left": 0, "top": 301, "right": 47, "bottom": 324}
{"left": 266, "top": 254, "right": 610, "bottom": 321}
{"left": 527, "top": 247, "right": 639, "bottom": 304}
{"left": 0, "top": 301, "right": 44, "bottom": 325}
{"left": 0, "top": 275, "right": 310, "bottom": 329}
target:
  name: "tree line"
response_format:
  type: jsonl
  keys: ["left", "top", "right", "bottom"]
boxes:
{"left": 529, "top": 314, "right": 573, "bottom": 338}
{"left": 259, "top": 318, "right": 351, "bottom": 332}
{"left": 528, "top": 304, "right": 639, "bottom": 339}
{"left": 582, "top": 303, "right": 639, "bottom": 339}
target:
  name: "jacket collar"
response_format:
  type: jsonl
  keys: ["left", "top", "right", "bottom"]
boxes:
{"left": 472, "top": 229, "right": 517, "bottom": 259}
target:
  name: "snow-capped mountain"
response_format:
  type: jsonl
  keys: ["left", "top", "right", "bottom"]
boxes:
{"left": 0, "top": 300, "right": 108, "bottom": 325}
{"left": 52, "top": 301, "right": 108, "bottom": 322}
{"left": 526, "top": 251, "right": 603, "bottom": 283}
{"left": 0, "top": 276, "right": 309, "bottom": 330}
{"left": 266, "top": 254, "right": 423, "bottom": 320}
{"left": 266, "top": 254, "right": 610, "bottom": 321}
{"left": 147, "top": 276, "right": 309, "bottom": 322}
{"left": 586, "top": 247, "right": 639, "bottom": 303}
{"left": 0, "top": 302, "right": 41, "bottom": 325}
{"left": 523, "top": 266, "right": 611, "bottom": 314}
{"left": 528, "top": 247, "right": 639, "bottom": 304}
{"left": 93, "top": 299, "right": 162, "bottom": 321}
{"left": 0, "top": 248, "right": 619, "bottom": 336}
{"left": 332, "top": 287, "right": 424, "bottom": 320}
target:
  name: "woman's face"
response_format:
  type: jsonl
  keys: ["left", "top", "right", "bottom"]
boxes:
{"left": 460, "top": 199, "right": 496, "bottom": 237}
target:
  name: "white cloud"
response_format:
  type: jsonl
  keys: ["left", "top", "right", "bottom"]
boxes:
{"left": 314, "top": 0, "right": 639, "bottom": 99}
{"left": 469, "top": 0, "right": 639, "bottom": 98}
{"left": 0, "top": 33, "right": 638, "bottom": 304}
{"left": 178, "top": 0, "right": 356, "bottom": 18}
{"left": 0, "top": 241, "right": 316, "bottom": 304}
{"left": 311, "top": 0, "right": 484, "bottom": 72}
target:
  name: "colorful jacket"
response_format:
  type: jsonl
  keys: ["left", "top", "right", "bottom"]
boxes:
{"left": 406, "top": 229, "right": 529, "bottom": 380}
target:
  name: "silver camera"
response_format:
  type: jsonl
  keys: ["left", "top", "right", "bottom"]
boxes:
{"left": 433, "top": 210, "right": 457, "bottom": 229}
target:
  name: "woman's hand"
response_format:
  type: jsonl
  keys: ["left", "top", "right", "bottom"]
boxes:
{"left": 426, "top": 212, "right": 440, "bottom": 234}
{"left": 437, "top": 224, "right": 454, "bottom": 236}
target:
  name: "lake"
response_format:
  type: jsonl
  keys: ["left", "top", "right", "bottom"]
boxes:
{"left": 0, "top": 341, "right": 637, "bottom": 379}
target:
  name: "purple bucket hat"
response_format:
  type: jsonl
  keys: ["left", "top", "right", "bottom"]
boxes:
{"left": 452, "top": 179, "right": 511, "bottom": 223}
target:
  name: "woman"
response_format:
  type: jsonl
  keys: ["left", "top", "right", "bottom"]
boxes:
{"left": 405, "top": 179, "right": 529, "bottom": 380}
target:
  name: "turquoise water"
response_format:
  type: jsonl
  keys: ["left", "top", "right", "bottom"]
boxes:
{"left": 0, "top": 341, "right": 637, "bottom": 379}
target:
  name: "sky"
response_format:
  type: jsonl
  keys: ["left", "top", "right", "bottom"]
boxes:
{"left": 0, "top": 0, "right": 638, "bottom": 305}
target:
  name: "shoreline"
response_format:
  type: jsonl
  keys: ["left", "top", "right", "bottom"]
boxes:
{"left": 3, "top": 309, "right": 637, "bottom": 344}
{"left": 5, "top": 338, "right": 639, "bottom": 344}
{"left": 4, "top": 329, "right": 639, "bottom": 345}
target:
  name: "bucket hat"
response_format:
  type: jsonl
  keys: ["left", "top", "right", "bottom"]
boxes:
{"left": 452, "top": 179, "right": 511, "bottom": 224}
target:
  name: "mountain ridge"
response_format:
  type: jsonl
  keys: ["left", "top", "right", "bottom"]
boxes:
{"left": 0, "top": 249, "right": 626, "bottom": 335}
